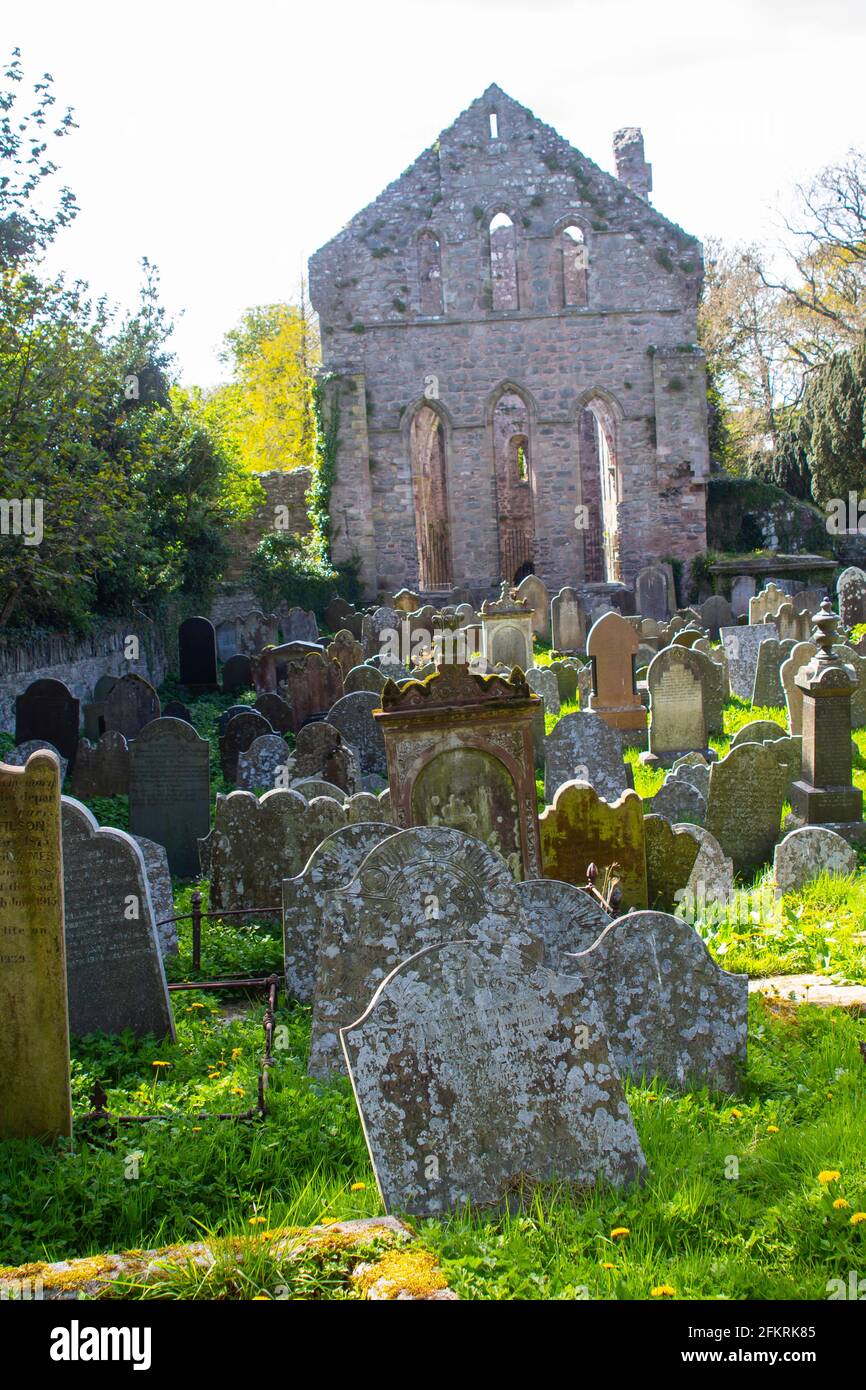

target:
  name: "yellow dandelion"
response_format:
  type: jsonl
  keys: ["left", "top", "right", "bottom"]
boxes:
{"left": 319, "top": 1217, "right": 338, "bottom": 1226}
{"left": 767, "top": 1124, "right": 780, "bottom": 1134}
{"left": 350, "top": 1182, "right": 366, "bottom": 1191}
{"left": 827, "top": 1092, "right": 833, "bottom": 1099}
{"left": 232, "top": 1087, "right": 245, "bottom": 1096}
{"left": 818, "top": 1170, "right": 841, "bottom": 1184}
{"left": 231, "top": 1047, "right": 242, "bottom": 1059}
{"left": 190, "top": 1002, "right": 205, "bottom": 1010}
{"left": 851, "top": 1212, "right": 866, "bottom": 1225}
{"left": 248, "top": 1216, "right": 267, "bottom": 1226}
{"left": 729, "top": 1108, "right": 743, "bottom": 1119}
{"left": 151, "top": 1061, "right": 170, "bottom": 1069}
{"left": 833, "top": 1198, "right": 850, "bottom": 1209}
{"left": 601, "top": 1262, "right": 615, "bottom": 1270}
{"left": 610, "top": 1227, "right": 630, "bottom": 1239}
{"left": 191, "top": 1126, "right": 202, "bottom": 1133}
{"left": 252, "top": 1295, "right": 270, "bottom": 1300}
{"left": 651, "top": 1284, "right": 676, "bottom": 1298}
{"left": 208, "top": 1071, "right": 220, "bottom": 1080}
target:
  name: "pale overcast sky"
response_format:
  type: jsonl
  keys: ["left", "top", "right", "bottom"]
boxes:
{"left": 13, "top": 0, "right": 866, "bottom": 385}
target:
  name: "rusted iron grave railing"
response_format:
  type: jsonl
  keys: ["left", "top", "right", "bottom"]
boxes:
{"left": 79, "top": 892, "right": 284, "bottom": 1130}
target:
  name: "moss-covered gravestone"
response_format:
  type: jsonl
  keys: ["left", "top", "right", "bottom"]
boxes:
{"left": 0, "top": 751, "right": 71, "bottom": 1139}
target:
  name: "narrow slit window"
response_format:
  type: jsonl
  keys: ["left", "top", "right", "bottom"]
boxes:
{"left": 562, "top": 224, "right": 588, "bottom": 307}
{"left": 489, "top": 112, "right": 499, "bottom": 139}
{"left": 489, "top": 212, "right": 518, "bottom": 310}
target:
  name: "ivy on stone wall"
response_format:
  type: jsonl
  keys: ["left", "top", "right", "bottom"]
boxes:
{"left": 308, "top": 373, "right": 340, "bottom": 563}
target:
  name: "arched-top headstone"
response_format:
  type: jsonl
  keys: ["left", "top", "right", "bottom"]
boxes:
{"left": 103, "top": 674, "right": 160, "bottom": 741}
{"left": 15, "top": 678, "right": 80, "bottom": 766}
{"left": 178, "top": 616, "right": 218, "bottom": 692}
{"left": 129, "top": 718, "right": 211, "bottom": 877}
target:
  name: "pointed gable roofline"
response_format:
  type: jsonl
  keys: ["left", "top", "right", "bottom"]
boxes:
{"left": 310, "top": 82, "right": 699, "bottom": 264}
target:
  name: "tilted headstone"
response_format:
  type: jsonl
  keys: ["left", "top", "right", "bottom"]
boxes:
{"left": 773, "top": 826, "right": 858, "bottom": 897}
{"left": 103, "top": 674, "right": 160, "bottom": 741}
{"left": 526, "top": 666, "right": 560, "bottom": 715}
{"left": 178, "top": 616, "right": 218, "bottom": 692}
{"left": 515, "top": 878, "right": 611, "bottom": 968}
{"left": 129, "top": 718, "right": 211, "bottom": 877}
{"left": 220, "top": 709, "right": 274, "bottom": 782}
{"left": 643, "top": 645, "right": 708, "bottom": 765}
{"left": 837, "top": 566, "right": 866, "bottom": 630}
{"left": 0, "top": 752, "right": 70, "bottom": 1138}
{"left": 564, "top": 910, "right": 747, "bottom": 1090}
{"left": 222, "top": 653, "right": 254, "bottom": 694}
{"left": 719, "top": 623, "right": 776, "bottom": 701}
{"left": 68, "top": 731, "right": 129, "bottom": 799}
{"left": 551, "top": 587, "right": 586, "bottom": 653}
{"left": 705, "top": 742, "right": 787, "bottom": 875}
{"left": 644, "top": 815, "right": 701, "bottom": 911}
{"left": 539, "top": 781, "right": 648, "bottom": 909}
{"left": 309, "top": 827, "right": 541, "bottom": 1078}
{"left": 342, "top": 938, "right": 646, "bottom": 1217}
{"left": 236, "top": 734, "right": 292, "bottom": 792}
{"left": 751, "top": 636, "right": 796, "bottom": 707}
{"left": 282, "top": 822, "right": 399, "bottom": 1002}
{"left": 15, "top": 678, "right": 79, "bottom": 767}
{"left": 544, "top": 710, "right": 630, "bottom": 805}
{"left": 6, "top": 740, "right": 68, "bottom": 784}
{"left": 749, "top": 583, "right": 788, "bottom": 626}
{"left": 328, "top": 690, "right": 387, "bottom": 779}
{"left": 132, "top": 834, "right": 178, "bottom": 956}
{"left": 61, "top": 799, "right": 174, "bottom": 1040}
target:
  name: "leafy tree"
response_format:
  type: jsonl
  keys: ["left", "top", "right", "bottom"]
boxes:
{"left": 804, "top": 334, "right": 866, "bottom": 505}
{"left": 0, "top": 48, "right": 77, "bottom": 268}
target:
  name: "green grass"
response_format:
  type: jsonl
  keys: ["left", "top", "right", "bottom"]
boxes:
{"left": 1, "top": 995, "right": 864, "bottom": 1301}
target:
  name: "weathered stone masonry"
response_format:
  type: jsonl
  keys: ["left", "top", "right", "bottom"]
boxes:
{"left": 309, "top": 85, "right": 709, "bottom": 602}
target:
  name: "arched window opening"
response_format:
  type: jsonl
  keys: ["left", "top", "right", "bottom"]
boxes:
{"left": 489, "top": 111, "right": 499, "bottom": 139}
{"left": 493, "top": 394, "right": 534, "bottom": 583}
{"left": 562, "top": 224, "right": 588, "bottom": 307}
{"left": 489, "top": 212, "right": 518, "bottom": 311}
{"left": 578, "top": 401, "right": 620, "bottom": 583}
{"left": 410, "top": 404, "right": 451, "bottom": 590}
{"left": 417, "top": 231, "right": 443, "bottom": 316}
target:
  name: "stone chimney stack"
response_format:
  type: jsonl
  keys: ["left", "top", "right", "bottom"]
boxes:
{"left": 613, "top": 127, "right": 653, "bottom": 202}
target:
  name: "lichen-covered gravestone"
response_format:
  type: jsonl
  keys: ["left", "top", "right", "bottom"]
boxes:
{"left": 129, "top": 718, "right": 211, "bottom": 878}
{"left": 543, "top": 710, "right": 630, "bottom": 805}
{"left": 309, "top": 827, "right": 541, "bottom": 1079}
{"left": 643, "top": 816, "right": 701, "bottom": 911}
{"left": 132, "top": 834, "right": 178, "bottom": 957}
{"left": 539, "top": 781, "right": 647, "bottom": 908}
{"left": 282, "top": 822, "right": 399, "bottom": 1002}
{"left": 69, "top": 731, "right": 129, "bottom": 798}
{"left": 254, "top": 692, "right": 294, "bottom": 736}
{"left": 236, "top": 734, "right": 292, "bottom": 792}
{"left": 643, "top": 645, "right": 708, "bottom": 765}
{"left": 328, "top": 690, "right": 387, "bottom": 779}
{"left": 563, "top": 911, "right": 747, "bottom": 1091}
{"left": 294, "top": 720, "right": 359, "bottom": 794}
{"left": 0, "top": 751, "right": 70, "bottom": 1139}
{"left": 551, "top": 587, "right": 586, "bottom": 653}
{"left": 705, "top": 742, "right": 787, "bottom": 875}
{"left": 343, "top": 664, "right": 387, "bottom": 696}
{"left": 837, "top": 566, "right": 866, "bottom": 630}
{"left": 61, "top": 799, "right": 175, "bottom": 1040}
{"left": 219, "top": 709, "right": 274, "bottom": 782}
{"left": 103, "top": 673, "right": 161, "bottom": 741}
{"left": 341, "top": 938, "right": 646, "bottom": 1217}
{"left": 730, "top": 719, "right": 786, "bottom": 749}
{"left": 527, "top": 666, "right": 561, "bottom": 715}
{"left": 773, "top": 826, "right": 857, "bottom": 897}
{"left": 514, "top": 878, "right": 610, "bottom": 968}
{"left": 719, "top": 624, "right": 776, "bottom": 701}
{"left": 6, "top": 739, "right": 69, "bottom": 783}
{"left": 751, "top": 637, "right": 796, "bottom": 708}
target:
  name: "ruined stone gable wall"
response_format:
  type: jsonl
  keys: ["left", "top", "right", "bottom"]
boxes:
{"left": 310, "top": 89, "right": 709, "bottom": 600}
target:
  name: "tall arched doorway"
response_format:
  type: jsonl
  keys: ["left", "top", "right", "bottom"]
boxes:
{"left": 579, "top": 399, "right": 621, "bottom": 583}
{"left": 409, "top": 404, "right": 452, "bottom": 590}
{"left": 492, "top": 391, "right": 535, "bottom": 584}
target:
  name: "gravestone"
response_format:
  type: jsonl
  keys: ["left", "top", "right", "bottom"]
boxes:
{"left": 564, "top": 911, "right": 747, "bottom": 1090}
{"left": 178, "top": 616, "right": 218, "bottom": 693}
{"left": 651, "top": 776, "right": 706, "bottom": 826}
{"left": 132, "top": 835, "right": 178, "bottom": 956}
{"left": 544, "top": 711, "right": 630, "bottom": 805}
{"left": 550, "top": 587, "right": 586, "bottom": 653}
{"left": 668, "top": 752, "right": 712, "bottom": 803}
{"left": 675, "top": 822, "right": 734, "bottom": 909}
{"left": 719, "top": 623, "right": 776, "bottom": 701}
{"left": 643, "top": 646, "right": 708, "bottom": 765}
{"left": 0, "top": 751, "right": 70, "bottom": 1139}
{"left": 515, "top": 574, "right": 551, "bottom": 642}
{"left": 548, "top": 658, "right": 580, "bottom": 706}
{"left": 635, "top": 564, "right": 670, "bottom": 621}
{"left": 844, "top": 648, "right": 866, "bottom": 730}
{"left": 217, "top": 704, "right": 255, "bottom": 735}
{"left": 61, "top": 799, "right": 175, "bottom": 1040}
{"left": 526, "top": 666, "right": 560, "bottom": 715}
{"left": 215, "top": 619, "right": 239, "bottom": 662}
{"left": 324, "top": 596, "right": 356, "bottom": 633}
{"left": 751, "top": 637, "right": 796, "bottom": 707}
{"left": 220, "top": 709, "right": 274, "bottom": 782}
{"left": 283, "top": 652, "right": 344, "bottom": 731}
{"left": 789, "top": 603, "right": 863, "bottom": 826}
{"left": 480, "top": 583, "right": 535, "bottom": 670}
{"left": 222, "top": 654, "right": 253, "bottom": 694}
{"left": 282, "top": 607, "right": 319, "bottom": 643}
{"left": 238, "top": 610, "right": 279, "bottom": 654}
{"left": 69, "top": 731, "right": 129, "bottom": 799}
{"left": 392, "top": 588, "right": 421, "bottom": 613}
{"left": 254, "top": 692, "right": 294, "bottom": 735}
{"left": 6, "top": 740, "right": 68, "bottom": 783}
{"left": 236, "top": 734, "right": 292, "bottom": 792}
{"left": 749, "top": 583, "right": 789, "bottom": 626}
{"left": 282, "top": 822, "right": 399, "bottom": 1002}
{"left": 309, "top": 826, "right": 542, "bottom": 1078}
{"left": 103, "top": 674, "right": 160, "bottom": 741}
{"left": 689, "top": 644, "right": 725, "bottom": 736}
{"left": 539, "top": 781, "right": 648, "bottom": 909}
{"left": 292, "top": 778, "right": 347, "bottom": 802}
{"left": 162, "top": 700, "right": 192, "bottom": 724}
{"left": 342, "top": 938, "right": 646, "bottom": 1217}
{"left": 698, "top": 595, "right": 732, "bottom": 641}
{"left": 731, "top": 575, "right": 756, "bottom": 619}
{"left": 837, "top": 566, "right": 866, "bottom": 630}
{"left": 129, "top": 719, "right": 211, "bottom": 877}
{"left": 514, "top": 878, "right": 611, "bottom": 968}
{"left": 770, "top": 601, "right": 811, "bottom": 644}
{"left": 586, "top": 611, "right": 647, "bottom": 742}
{"left": 15, "top": 678, "right": 80, "bottom": 767}
{"left": 705, "top": 743, "right": 787, "bottom": 875}
{"left": 773, "top": 826, "right": 858, "bottom": 897}
{"left": 328, "top": 690, "right": 387, "bottom": 779}
{"left": 730, "top": 719, "right": 785, "bottom": 749}
{"left": 644, "top": 816, "right": 701, "bottom": 911}
{"left": 295, "top": 719, "right": 360, "bottom": 794}
{"left": 327, "top": 630, "right": 364, "bottom": 679}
